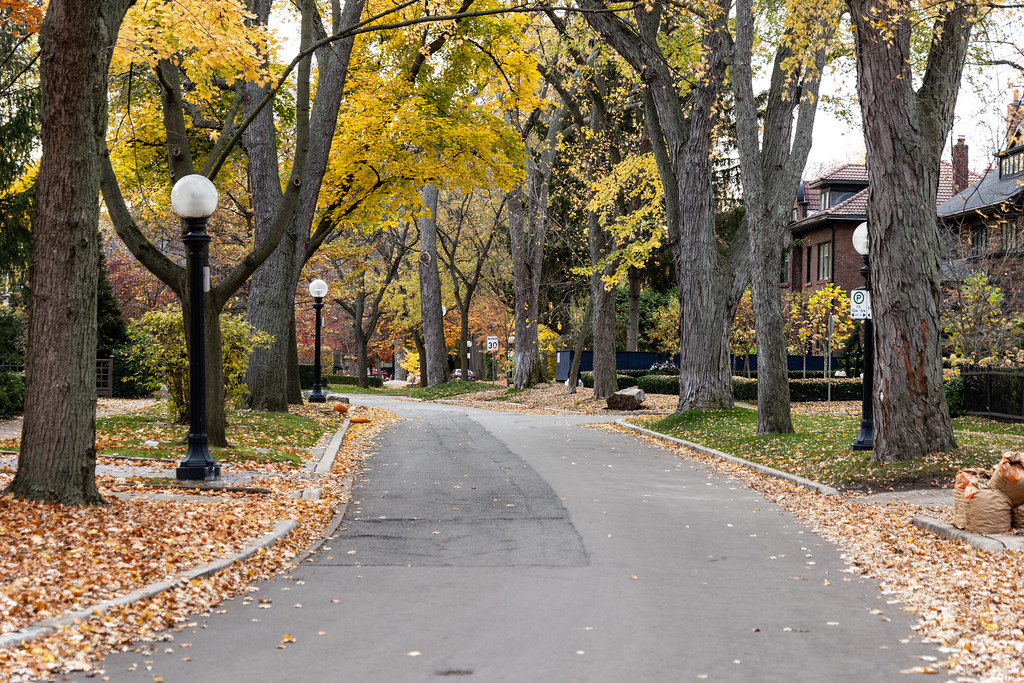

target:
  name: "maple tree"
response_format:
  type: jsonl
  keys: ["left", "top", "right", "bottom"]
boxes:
{"left": 101, "top": 0, "right": 324, "bottom": 445}
{"left": 941, "top": 271, "right": 1023, "bottom": 366}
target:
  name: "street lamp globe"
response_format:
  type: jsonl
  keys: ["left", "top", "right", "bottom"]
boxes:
{"left": 171, "top": 174, "right": 218, "bottom": 219}
{"left": 852, "top": 221, "right": 869, "bottom": 256}
{"left": 309, "top": 279, "right": 328, "bottom": 299}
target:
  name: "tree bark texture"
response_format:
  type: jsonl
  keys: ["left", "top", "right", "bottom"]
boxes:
{"left": 6, "top": 0, "right": 133, "bottom": 504}
{"left": 849, "top": 0, "right": 972, "bottom": 461}
{"left": 508, "top": 108, "right": 564, "bottom": 388}
{"left": 587, "top": 0, "right": 744, "bottom": 412}
{"left": 731, "top": 0, "right": 831, "bottom": 434}
{"left": 589, "top": 208, "right": 619, "bottom": 400}
{"left": 418, "top": 185, "right": 448, "bottom": 386}
{"left": 626, "top": 266, "right": 640, "bottom": 352}
{"left": 244, "top": 0, "right": 363, "bottom": 408}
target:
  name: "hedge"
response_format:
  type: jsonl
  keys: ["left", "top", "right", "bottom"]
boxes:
{"left": 580, "top": 372, "right": 636, "bottom": 390}
{"left": 589, "top": 371, "right": 966, "bottom": 413}
{"left": 299, "top": 365, "right": 383, "bottom": 389}
{"left": 945, "top": 376, "right": 965, "bottom": 417}
{"left": 0, "top": 370, "right": 24, "bottom": 419}
{"left": 324, "top": 374, "right": 383, "bottom": 388}
{"left": 636, "top": 374, "right": 678, "bottom": 395}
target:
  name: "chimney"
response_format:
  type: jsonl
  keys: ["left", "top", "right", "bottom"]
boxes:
{"left": 952, "top": 135, "right": 968, "bottom": 193}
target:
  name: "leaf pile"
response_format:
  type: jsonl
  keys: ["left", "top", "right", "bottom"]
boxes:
{"left": 0, "top": 406, "right": 395, "bottom": 681}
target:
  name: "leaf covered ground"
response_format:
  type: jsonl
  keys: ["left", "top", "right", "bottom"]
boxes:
{"left": 0, "top": 401, "right": 394, "bottom": 681}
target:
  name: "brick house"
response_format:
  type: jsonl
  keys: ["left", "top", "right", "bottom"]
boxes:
{"left": 937, "top": 98, "right": 1024, "bottom": 305}
{"left": 786, "top": 158, "right": 979, "bottom": 295}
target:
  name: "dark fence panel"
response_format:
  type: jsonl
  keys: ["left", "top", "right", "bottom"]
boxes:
{"left": 1, "top": 359, "right": 115, "bottom": 398}
{"left": 963, "top": 369, "right": 1024, "bottom": 421}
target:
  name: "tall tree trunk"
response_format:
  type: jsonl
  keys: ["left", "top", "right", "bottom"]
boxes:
{"left": 586, "top": 0, "right": 746, "bottom": 413}
{"left": 566, "top": 298, "right": 592, "bottom": 395}
{"left": 5, "top": 0, "right": 133, "bottom": 504}
{"left": 508, "top": 110, "right": 563, "bottom": 388}
{"left": 287, "top": 314, "right": 303, "bottom": 404}
{"left": 589, "top": 208, "right": 619, "bottom": 400}
{"left": 418, "top": 186, "right": 448, "bottom": 385}
{"left": 412, "top": 329, "right": 427, "bottom": 387}
{"left": 626, "top": 266, "right": 641, "bottom": 352}
{"left": 849, "top": 0, "right": 971, "bottom": 461}
{"left": 731, "top": 0, "right": 831, "bottom": 434}
{"left": 244, "top": 0, "right": 363, "bottom": 409}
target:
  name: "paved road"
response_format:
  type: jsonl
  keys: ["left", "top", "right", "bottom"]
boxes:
{"left": 86, "top": 398, "right": 942, "bottom": 682}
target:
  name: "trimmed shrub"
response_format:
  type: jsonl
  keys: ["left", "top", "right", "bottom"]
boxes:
{"left": 579, "top": 372, "right": 635, "bottom": 390}
{"left": 733, "top": 377, "right": 758, "bottom": 401}
{"left": 636, "top": 374, "right": 678, "bottom": 395}
{"left": 299, "top": 363, "right": 315, "bottom": 388}
{"left": 323, "top": 374, "right": 383, "bottom": 388}
{"left": 788, "top": 378, "right": 863, "bottom": 401}
{"left": 112, "top": 341, "right": 155, "bottom": 398}
{"left": 945, "top": 376, "right": 965, "bottom": 418}
{"left": 732, "top": 377, "right": 863, "bottom": 402}
{"left": 0, "top": 370, "right": 24, "bottom": 418}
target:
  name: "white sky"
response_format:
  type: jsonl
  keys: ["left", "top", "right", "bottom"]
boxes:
{"left": 805, "top": 53, "right": 1022, "bottom": 176}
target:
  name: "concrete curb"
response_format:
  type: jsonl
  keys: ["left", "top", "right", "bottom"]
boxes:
{"left": 0, "top": 519, "right": 298, "bottom": 650}
{"left": 910, "top": 516, "right": 1024, "bottom": 554}
{"left": 300, "top": 421, "right": 351, "bottom": 499}
{"left": 615, "top": 419, "right": 840, "bottom": 496}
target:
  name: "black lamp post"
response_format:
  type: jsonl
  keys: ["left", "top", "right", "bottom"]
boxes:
{"left": 308, "top": 278, "right": 328, "bottom": 403}
{"left": 851, "top": 221, "right": 874, "bottom": 451}
{"left": 171, "top": 174, "right": 221, "bottom": 481}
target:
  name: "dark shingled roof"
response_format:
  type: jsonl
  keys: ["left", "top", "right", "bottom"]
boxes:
{"left": 793, "top": 162, "right": 984, "bottom": 231}
{"left": 937, "top": 163, "right": 1024, "bottom": 218}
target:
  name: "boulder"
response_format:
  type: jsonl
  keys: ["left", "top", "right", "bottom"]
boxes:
{"left": 607, "top": 387, "right": 646, "bottom": 411}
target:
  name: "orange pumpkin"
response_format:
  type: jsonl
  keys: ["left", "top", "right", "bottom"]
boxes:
{"left": 350, "top": 416, "right": 370, "bottom": 424}
{"left": 333, "top": 402, "right": 349, "bottom": 413}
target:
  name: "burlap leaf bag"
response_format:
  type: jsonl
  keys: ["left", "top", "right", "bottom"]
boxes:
{"left": 990, "top": 451, "right": 1024, "bottom": 507}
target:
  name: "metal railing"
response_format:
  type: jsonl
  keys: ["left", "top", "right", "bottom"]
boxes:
{"left": 963, "top": 368, "right": 1024, "bottom": 422}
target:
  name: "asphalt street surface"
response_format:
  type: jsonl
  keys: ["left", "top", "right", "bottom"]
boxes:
{"left": 86, "top": 398, "right": 944, "bottom": 682}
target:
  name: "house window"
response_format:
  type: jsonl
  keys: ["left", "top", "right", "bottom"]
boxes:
{"left": 817, "top": 242, "right": 832, "bottom": 281}
{"left": 1001, "top": 151, "right": 1023, "bottom": 178}
{"left": 780, "top": 251, "right": 790, "bottom": 284}
{"left": 820, "top": 188, "right": 831, "bottom": 210}
{"left": 806, "top": 246, "right": 813, "bottom": 283}
{"left": 971, "top": 225, "right": 988, "bottom": 256}
{"left": 1001, "top": 221, "right": 1018, "bottom": 251}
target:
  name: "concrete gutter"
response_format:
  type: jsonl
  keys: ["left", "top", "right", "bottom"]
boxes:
{"left": 0, "top": 519, "right": 298, "bottom": 650}
{"left": 911, "top": 516, "right": 1024, "bottom": 554}
{"left": 615, "top": 419, "right": 840, "bottom": 496}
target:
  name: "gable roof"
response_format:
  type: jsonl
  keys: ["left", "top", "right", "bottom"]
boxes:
{"left": 793, "top": 161, "right": 984, "bottom": 232}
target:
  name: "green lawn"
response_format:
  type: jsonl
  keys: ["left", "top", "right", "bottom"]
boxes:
{"left": 408, "top": 380, "right": 497, "bottom": 401}
{"left": 94, "top": 404, "right": 332, "bottom": 467}
{"left": 644, "top": 408, "right": 1018, "bottom": 489}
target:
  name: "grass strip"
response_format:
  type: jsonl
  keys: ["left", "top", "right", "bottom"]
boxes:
{"left": 645, "top": 407, "right": 1022, "bottom": 489}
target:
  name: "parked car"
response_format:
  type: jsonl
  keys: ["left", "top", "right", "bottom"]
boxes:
{"left": 453, "top": 368, "right": 476, "bottom": 381}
